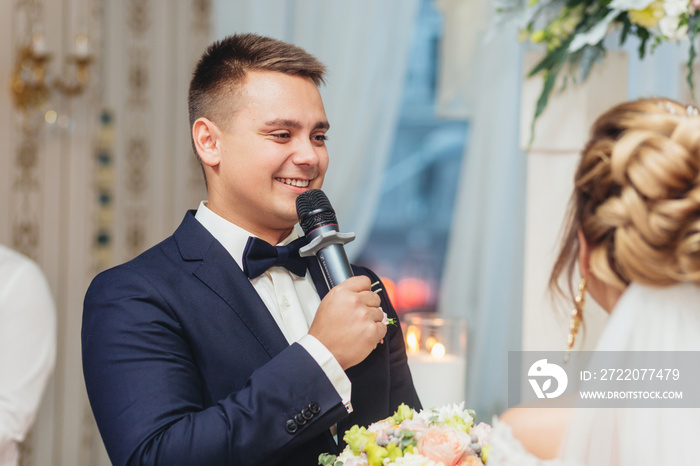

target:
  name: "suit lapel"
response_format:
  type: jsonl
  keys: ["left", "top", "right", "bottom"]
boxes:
{"left": 175, "top": 211, "right": 290, "bottom": 359}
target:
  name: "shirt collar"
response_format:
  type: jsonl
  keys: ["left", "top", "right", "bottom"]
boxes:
{"left": 194, "top": 201, "right": 301, "bottom": 266}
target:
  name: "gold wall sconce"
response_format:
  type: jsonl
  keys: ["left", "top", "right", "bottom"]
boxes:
{"left": 10, "top": 31, "right": 93, "bottom": 112}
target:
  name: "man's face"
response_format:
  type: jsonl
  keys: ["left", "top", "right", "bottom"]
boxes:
{"left": 207, "top": 70, "right": 329, "bottom": 242}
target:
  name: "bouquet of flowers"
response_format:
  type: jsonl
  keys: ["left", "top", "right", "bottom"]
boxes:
{"left": 494, "top": 0, "right": 700, "bottom": 137}
{"left": 318, "top": 403, "right": 491, "bottom": 466}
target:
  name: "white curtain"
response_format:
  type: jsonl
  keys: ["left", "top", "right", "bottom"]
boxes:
{"left": 434, "top": 0, "right": 491, "bottom": 119}
{"left": 214, "top": 0, "right": 420, "bottom": 257}
{"left": 437, "top": 4, "right": 525, "bottom": 420}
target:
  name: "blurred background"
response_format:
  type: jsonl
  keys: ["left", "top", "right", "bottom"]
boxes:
{"left": 0, "top": 0, "right": 692, "bottom": 464}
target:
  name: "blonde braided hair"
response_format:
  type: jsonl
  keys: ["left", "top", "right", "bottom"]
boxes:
{"left": 550, "top": 98, "right": 700, "bottom": 302}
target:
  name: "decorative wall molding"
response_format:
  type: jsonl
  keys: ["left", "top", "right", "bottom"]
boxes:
{"left": 11, "top": 0, "right": 46, "bottom": 262}
{"left": 92, "top": 110, "right": 116, "bottom": 273}
{"left": 11, "top": 118, "right": 43, "bottom": 261}
{"left": 1, "top": 0, "right": 210, "bottom": 464}
{"left": 126, "top": 0, "right": 151, "bottom": 35}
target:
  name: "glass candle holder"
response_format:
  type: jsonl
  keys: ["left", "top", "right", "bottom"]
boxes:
{"left": 402, "top": 312, "right": 468, "bottom": 409}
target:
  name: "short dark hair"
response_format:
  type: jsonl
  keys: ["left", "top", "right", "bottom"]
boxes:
{"left": 188, "top": 33, "right": 326, "bottom": 170}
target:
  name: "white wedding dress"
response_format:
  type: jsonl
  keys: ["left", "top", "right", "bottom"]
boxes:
{"left": 489, "top": 282, "right": 700, "bottom": 466}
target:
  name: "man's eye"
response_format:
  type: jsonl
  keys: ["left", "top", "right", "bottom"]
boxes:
{"left": 271, "top": 133, "right": 291, "bottom": 139}
{"left": 313, "top": 134, "right": 328, "bottom": 142}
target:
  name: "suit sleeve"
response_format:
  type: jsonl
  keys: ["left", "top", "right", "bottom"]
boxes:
{"left": 82, "top": 267, "right": 346, "bottom": 466}
{"left": 358, "top": 266, "right": 422, "bottom": 412}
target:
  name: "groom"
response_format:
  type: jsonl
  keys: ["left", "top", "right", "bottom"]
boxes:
{"left": 82, "top": 33, "right": 420, "bottom": 465}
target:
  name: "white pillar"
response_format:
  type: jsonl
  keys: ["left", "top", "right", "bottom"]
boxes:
{"left": 520, "top": 51, "right": 629, "bottom": 352}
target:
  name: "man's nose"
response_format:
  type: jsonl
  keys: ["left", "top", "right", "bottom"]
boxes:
{"left": 292, "top": 138, "right": 321, "bottom": 166}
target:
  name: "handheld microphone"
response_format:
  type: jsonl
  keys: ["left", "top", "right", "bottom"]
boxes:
{"left": 296, "top": 189, "right": 355, "bottom": 289}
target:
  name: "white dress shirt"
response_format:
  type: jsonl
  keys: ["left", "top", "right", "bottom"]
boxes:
{"left": 0, "top": 245, "right": 56, "bottom": 466}
{"left": 194, "top": 202, "right": 352, "bottom": 412}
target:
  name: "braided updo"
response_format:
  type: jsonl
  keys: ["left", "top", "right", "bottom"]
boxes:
{"left": 550, "top": 98, "right": 700, "bottom": 299}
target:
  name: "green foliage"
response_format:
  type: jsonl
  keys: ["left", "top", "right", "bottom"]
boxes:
{"left": 317, "top": 453, "right": 340, "bottom": 466}
{"left": 504, "top": 0, "right": 698, "bottom": 145}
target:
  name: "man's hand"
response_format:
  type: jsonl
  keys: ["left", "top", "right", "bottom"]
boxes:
{"left": 308, "top": 276, "right": 387, "bottom": 370}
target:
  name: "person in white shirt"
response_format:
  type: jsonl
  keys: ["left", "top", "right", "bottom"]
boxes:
{"left": 0, "top": 244, "right": 56, "bottom": 466}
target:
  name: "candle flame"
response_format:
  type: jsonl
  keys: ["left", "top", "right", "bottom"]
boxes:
{"left": 431, "top": 342, "right": 446, "bottom": 359}
{"left": 406, "top": 326, "right": 419, "bottom": 352}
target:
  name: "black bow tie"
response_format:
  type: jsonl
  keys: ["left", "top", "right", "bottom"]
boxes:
{"left": 241, "top": 236, "right": 308, "bottom": 279}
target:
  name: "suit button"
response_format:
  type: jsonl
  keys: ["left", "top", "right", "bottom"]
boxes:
{"left": 294, "top": 413, "right": 307, "bottom": 425}
{"left": 309, "top": 401, "right": 321, "bottom": 414}
{"left": 301, "top": 407, "right": 313, "bottom": 420}
{"left": 285, "top": 419, "right": 298, "bottom": 434}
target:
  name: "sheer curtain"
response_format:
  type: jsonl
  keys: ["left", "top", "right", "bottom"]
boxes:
{"left": 213, "top": 0, "right": 420, "bottom": 257}
{"left": 437, "top": 3, "right": 525, "bottom": 419}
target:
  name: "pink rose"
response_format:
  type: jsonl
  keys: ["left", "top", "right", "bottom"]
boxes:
{"left": 471, "top": 422, "right": 491, "bottom": 446}
{"left": 399, "top": 418, "right": 429, "bottom": 435}
{"left": 343, "top": 457, "right": 369, "bottom": 466}
{"left": 418, "top": 426, "right": 472, "bottom": 466}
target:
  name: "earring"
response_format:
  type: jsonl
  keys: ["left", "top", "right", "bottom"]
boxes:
{"left": 565, "top": 277, "right": 586, "bottom": 363}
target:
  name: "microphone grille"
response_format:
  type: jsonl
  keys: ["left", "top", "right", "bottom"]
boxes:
{"left": 296, "top": 189, "right": 338, "bottom": 234}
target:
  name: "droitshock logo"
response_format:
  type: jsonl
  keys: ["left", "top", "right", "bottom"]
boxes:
{"left": 528, "top": 358, "right": 568, "bottom": 399}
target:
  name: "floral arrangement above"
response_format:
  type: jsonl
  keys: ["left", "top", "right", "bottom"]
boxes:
{"left": 494, "top": 0, "right": 700, "bottom": 137}
{"left": 318, "top": 403, "right": 491, "bottom": 466}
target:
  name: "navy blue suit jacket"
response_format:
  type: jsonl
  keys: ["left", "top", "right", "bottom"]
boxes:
{"left": 82, "top": 211, "right": 420, "bottom": 465}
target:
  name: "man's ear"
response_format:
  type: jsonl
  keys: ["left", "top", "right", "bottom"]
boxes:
{"left": 192, "top": 117, "right": 222, "bottom": 168}
{"left": 577, "top": 228, "right": 590, "bottom": 278}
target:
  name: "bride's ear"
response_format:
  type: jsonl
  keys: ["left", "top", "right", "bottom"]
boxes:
{"left": 577, "top": 228, "right": 590, "bottom": 278}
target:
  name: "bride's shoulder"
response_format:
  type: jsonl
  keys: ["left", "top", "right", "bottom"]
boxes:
{"left": 488, "top": 405, "right": 573, "bottom": 466}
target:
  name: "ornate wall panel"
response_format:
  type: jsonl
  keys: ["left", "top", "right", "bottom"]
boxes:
{"left": 0, "top": 0, "right": 210, "bottom": 464}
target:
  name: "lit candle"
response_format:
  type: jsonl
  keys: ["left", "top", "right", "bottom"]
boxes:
{"left": 431, "top": 342, "right": 446, "bottom": 358}
{"left": 407, "top": 342, "right": 466, "bottom": 409}
{"left": 403, "top": 313, "right": 467, "bottom": 409}
{"left": 406, "top": 326, "right": 420, "bottom": 352}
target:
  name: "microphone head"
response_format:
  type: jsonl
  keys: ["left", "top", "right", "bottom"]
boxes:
{"left": 296, "top": 189, "right": 338, "bottom": 235}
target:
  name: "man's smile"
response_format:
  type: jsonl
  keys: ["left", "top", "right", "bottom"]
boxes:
{"left": 275, "top": 177, "right": 310, "bottom": 188}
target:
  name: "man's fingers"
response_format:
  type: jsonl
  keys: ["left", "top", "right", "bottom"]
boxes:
{"left": 376, "top": 321, "right": 388, "bottom": 340}
{"left": 341, "top": 275, "right": 372, "bottom": 292}
{"left": 359, "top": 290, "right": 382, "bottom": 308}
{"left": 367, "top": 306, "right": 385, "bottom": 323}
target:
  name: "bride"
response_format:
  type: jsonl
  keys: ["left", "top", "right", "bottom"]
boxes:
{"left": 489, "top": 98, "right": 700, "bottom": 465}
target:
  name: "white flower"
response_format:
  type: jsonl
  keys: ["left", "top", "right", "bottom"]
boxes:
{"left": 391, "top": 453, "right": 441, "bottom": 466}
{"left": 659, "top": 15, "right": 689, "bottom": 39}
{"left": 663, "top": 0, "right": 689, "bottom": 16}
{"left": 569, "top": 0, "right": 673, "bottom": 52}
{"left": 569, "top": 9, "right": 619, "bottom": 52}
{"left": 435, "top": 403, "right": 474, "bottom": 426}
{"left": 337, "top": 447, "right": 364, "bottom": 463}
{"left": 415, "top": 402, "right": 474, "bottom": 427}
{"left": 609, "top": 0, "right": 657, "bottom": 7}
